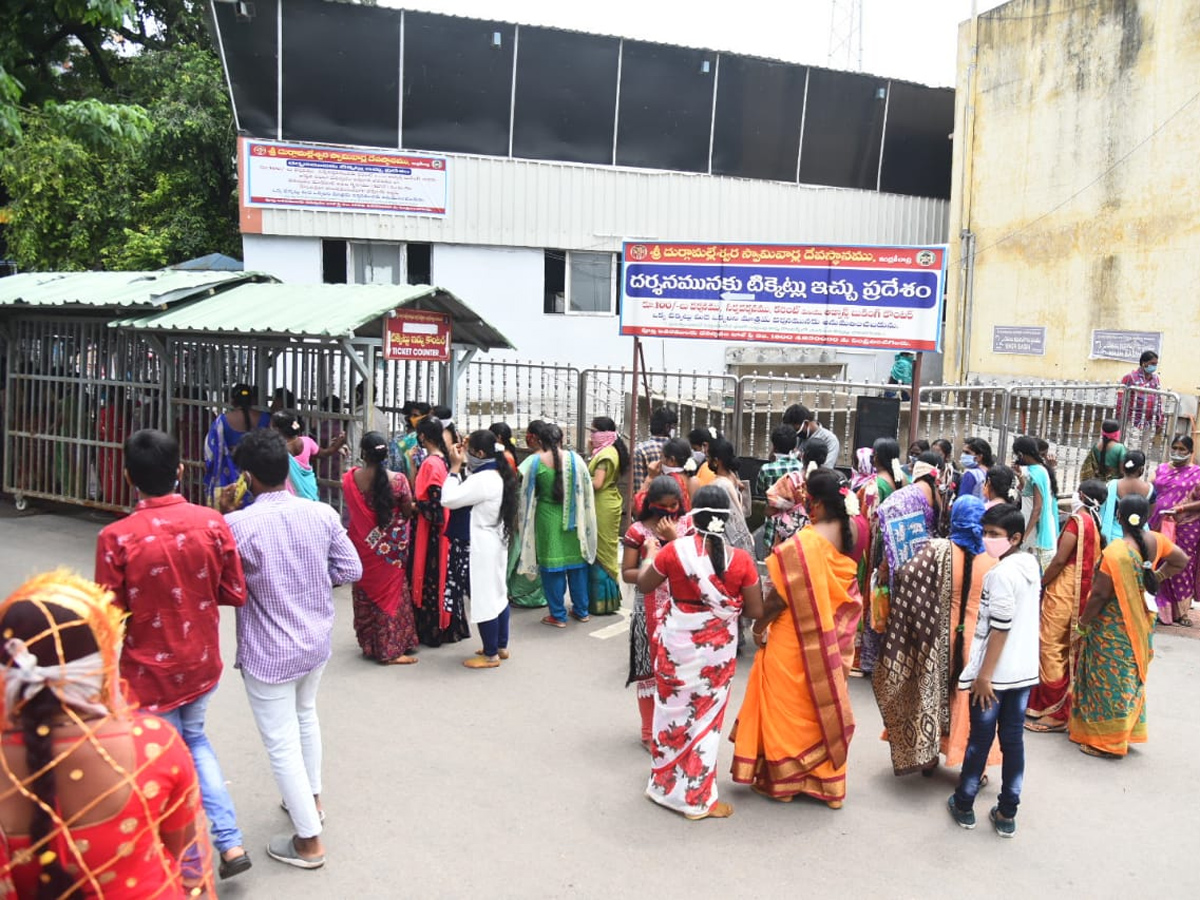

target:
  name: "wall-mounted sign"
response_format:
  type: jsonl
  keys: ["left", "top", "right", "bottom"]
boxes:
{"left": 619, "top": 242, "right": 946, "bottom": 352}
{"left": 384, "top": 310, "right": 451, "bottom": 362}
{"left": 992, "top": 325, "right": 1046, "bottom": 356}
{"left": 1090, "top": 329, "right": 1162, "bottom": 364}
{"left": 243, "top": 139, "right": 448, "bottom": 216}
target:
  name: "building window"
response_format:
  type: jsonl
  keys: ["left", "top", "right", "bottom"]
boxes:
{"left": 351, "top": 242, "right": 402, "bottom": 285}
{"left": 322, "top": 239, "right": 347, "bottom": 284}
{"left": 544, "top": 252, "right": 566, "bottom": 314}
{"left": 407, "top": 243, "right": 432, "bottom": 285}
{"left": 544, "top": 250, "right": 615, "bottom": 315}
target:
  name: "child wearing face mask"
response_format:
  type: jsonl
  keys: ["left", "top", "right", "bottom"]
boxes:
{"left": 949, "top": 503, "right": 1040, "bottom": 839}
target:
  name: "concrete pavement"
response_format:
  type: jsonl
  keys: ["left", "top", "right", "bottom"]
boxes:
{"left": 1, "top": 501, "right": 1197, "bottom": 899}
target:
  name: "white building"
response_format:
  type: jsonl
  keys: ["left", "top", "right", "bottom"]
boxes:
{"left": 213, "top": 1, "right": 953, "bottom": 379}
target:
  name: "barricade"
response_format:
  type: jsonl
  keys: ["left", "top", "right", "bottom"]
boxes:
{"left": 458, "top": 360, "right": 578, "bottom": 446}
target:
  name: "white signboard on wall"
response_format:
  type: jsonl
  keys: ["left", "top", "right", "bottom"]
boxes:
{"left": 242, "top": 139, "right": 448, "bottom": 216}
{"left": 1090, "top": 329, "right": 1162, "bottom": 364}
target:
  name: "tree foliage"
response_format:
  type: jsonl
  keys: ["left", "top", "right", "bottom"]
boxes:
{"left": 1, "top": 1, "right": 240, "bottom": 271}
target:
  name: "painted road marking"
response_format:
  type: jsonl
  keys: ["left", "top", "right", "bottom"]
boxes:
{"left": 589, "top": 606, "right": 631, "bottom": 639}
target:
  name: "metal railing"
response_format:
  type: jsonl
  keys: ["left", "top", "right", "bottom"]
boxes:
{"left": 1, "top": 325, "right": 1189, "bottom": 515}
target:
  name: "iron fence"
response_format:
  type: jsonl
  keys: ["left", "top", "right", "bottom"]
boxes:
{"left": 1, "top": 329, "right": 1191, "bottom": 515}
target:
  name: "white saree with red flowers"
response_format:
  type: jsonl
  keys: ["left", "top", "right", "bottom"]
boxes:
{"left": 645, "top": 534, "right": 758, "bottom": 816}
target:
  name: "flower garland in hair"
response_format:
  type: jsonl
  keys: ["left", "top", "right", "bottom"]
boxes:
{"left": 840, "top": 485, "right": 861, "bottom": 517}
{"left": 683, "top": 457, "right": 698, "bottom": 475}
{"left": 691, "top": 507, "right": 728, "bottom": 537}
{"left": 891, "top": 458, "right": 906, "bottom": 485}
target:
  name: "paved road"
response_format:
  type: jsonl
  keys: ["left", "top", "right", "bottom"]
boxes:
{"left": 2, "top": 502, "right": 1198, "bottom": 899}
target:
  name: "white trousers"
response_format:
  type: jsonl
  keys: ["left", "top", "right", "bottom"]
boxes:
{"left": 242, "top": 664, "right": 326, "bottom": 839}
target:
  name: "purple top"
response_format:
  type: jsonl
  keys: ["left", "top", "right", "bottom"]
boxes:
{"left": 226, "top": 491, "right": 362, "bottom": 683}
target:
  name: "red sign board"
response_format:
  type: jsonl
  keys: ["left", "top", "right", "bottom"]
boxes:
{"left": 383, "top": 310, "right": 451, "bottom": 361}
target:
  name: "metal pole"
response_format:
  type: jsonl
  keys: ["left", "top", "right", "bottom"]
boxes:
{"left": 908, "top": 352, "right": 924, "bottom": 448}
{"left": 626, "top": 337, "right": 642, "bottom": 505}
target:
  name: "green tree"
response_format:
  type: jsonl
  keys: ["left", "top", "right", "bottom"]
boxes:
{"left": 1, "top": 1, "right": 240, "bottom": 270}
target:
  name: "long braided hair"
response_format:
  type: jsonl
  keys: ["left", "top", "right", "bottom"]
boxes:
{"left": 1118, "top": 494, "right": 1159, "bottom": 594}
{"left": 541, "top": 424, "right": 567, "bottom": 503}
{"left": 691, "top": 485, "right": 732, "bottom": 578}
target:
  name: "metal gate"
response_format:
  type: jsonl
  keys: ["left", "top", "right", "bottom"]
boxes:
{"left": 4, "top": 316, "right": 167, "bottom": 512}
{"left": 579, "top": 367, "right": 737, "bottom": 452}
{"left": 459, "top": 359, "right": 579, "bottom": 447}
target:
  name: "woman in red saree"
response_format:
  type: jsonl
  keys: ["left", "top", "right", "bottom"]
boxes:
{"left": 1025, "top": 479, "right": 1107, "bottom": 732}
{"left": 636, "top": 486, "right": 763, "bottom": 821}
{"left": 1071, "top": 494, "right": 1188, "bottom": 758}
{"left": 411, "top": 419, "right": 469, "bottom": 647}
{"left": 342, "top": 431, "right": 419, "bottom": 665}
{"left": 731, "top": 469, "right": 866, "bottom": 807}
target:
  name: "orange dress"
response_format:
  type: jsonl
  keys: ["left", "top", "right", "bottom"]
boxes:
{"left": 1, "top": 714, "right": 202, "bottom": 897}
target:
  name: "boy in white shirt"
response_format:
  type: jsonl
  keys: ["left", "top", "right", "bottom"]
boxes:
{"left": 948, "top": 503, "right": 1041, "bottom": 838}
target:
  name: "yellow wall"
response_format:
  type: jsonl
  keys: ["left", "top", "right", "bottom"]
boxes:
{"left": 945, "top": 0, "right": 1200, "bottom": 398}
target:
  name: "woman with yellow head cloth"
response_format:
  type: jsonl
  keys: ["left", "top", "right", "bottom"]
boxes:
{"left": 0, "top": 572, "right": 211, "bottom": 897}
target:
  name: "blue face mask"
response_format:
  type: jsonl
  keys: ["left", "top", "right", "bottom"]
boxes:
{"left": 960, "top": 453, "right": 978, "bottom": 469}
{"left": 1144, "top": 364, "right": 1158, "bottom": 375}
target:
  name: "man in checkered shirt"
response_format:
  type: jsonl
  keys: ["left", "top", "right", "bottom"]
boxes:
{"left": 226, "top": 429, "right": 361, "bottom": 871}
{"left": 632, "top": 407, "right": 678, "bottom": 487}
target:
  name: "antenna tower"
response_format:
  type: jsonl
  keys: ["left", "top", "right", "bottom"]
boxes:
{"left": 827, "top": 0, "right": 864, "bottom": 71}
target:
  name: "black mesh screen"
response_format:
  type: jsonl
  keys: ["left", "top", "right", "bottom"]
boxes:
{"left": 799, "top": 69, "right": 888, "bottom": 190}
{"left": 615, "top": 41, "right": 715, "bottom": 173}
{"left": 282, "top": 0, "right": 400, "bottom": 147}
{"left": 213, "top": 0, "right": 278, "bottom": 138}
{"left": 402, "top": 12, "right": 514, "bottom": 156}
{"left": 711, "top": 57, "right": 807, "bottom": 182}
{"left": 879, "top": 83, "right": 955, "bottom": 199}
{"left": 512, "top": 27, "right": 619, "bottom": 165}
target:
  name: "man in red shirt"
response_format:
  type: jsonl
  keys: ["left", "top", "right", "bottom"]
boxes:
{"left": 94, "top": 429, "right": 252, "bottom": 880}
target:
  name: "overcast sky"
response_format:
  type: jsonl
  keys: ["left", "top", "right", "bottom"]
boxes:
{"left": 379, "top": 0, "right": 1011, "bottom": 87}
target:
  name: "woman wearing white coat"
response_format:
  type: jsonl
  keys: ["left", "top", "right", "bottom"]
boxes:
{"left": 443, "top": 429, "right": 522, "bottom": 669}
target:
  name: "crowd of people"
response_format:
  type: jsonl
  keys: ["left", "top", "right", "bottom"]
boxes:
{"left": 0, "top": 360, "right": 1193, "bottom": 890}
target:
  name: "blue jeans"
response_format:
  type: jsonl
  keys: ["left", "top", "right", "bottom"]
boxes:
{"left": 541, "top": 565, "right": 589, "bottom": 621}
{"left": 478, "top": 606, "right": 511, "bottom": 656}
{"left": 954, "top": 686, "right": 1030, "bottom": 819}
{"left": 157, "top": 688, "right": 243, "bottom": 853}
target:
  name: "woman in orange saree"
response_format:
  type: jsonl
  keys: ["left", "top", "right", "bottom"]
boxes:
{"left": 1025, "top": 480, "right": 1106, "bottom": 732}
{"left": 731, "top": 470, "right": 867, "bottom": 808}
{"left": 1070, "top": 494, "right": 1188, "bottom": 758}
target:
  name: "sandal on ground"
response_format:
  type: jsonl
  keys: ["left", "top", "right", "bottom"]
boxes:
{"left": 979, "top": 774, "right": 989, "bottom": 788}
{"left": 569, "top": 610, "right": 592, "bottom": 623}
{"left": 1024, "top": 719, "right": 1066, "bottom": 733}
{"left": 826, "top": 800, "right": 843, "bottom": 810}
{"left": 685, "top": 801, "right": 734, "bottom": 820}
{"left": 279, "top": 801, "right": 326, "bottom": 823}
{"left": 266, "top": 834, "right": 324, "bottom": 870}
{"left": 477, "top": 648, "right": 511, "bottom": 660}
{"left": 541, "top": 615, "right": 567, "bottom": 628}
{"left": 750, "top": 783, "right": 793, "bottom": 803}
{"left": 920, "top": 761, "right": 938, "bottom": 777}
{"left": 641, "top": 738, "right": 654, "bottom": 755}
{"left": 218, "top": 849, "right": 252, "bottom": 880}
{"left": 1177, "top": 616, "right": 1193, "bottom": 627}
{"left": 463, "top": 656, "right": 500, "bottom": 669}
{"left": 381, "top": 655, "right": 418, "bottom": 665}
{"left": 1079, "top": 744, "right": 1120, "bottom": 759}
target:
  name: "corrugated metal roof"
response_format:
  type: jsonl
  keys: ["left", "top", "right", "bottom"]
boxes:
{"left": 112, "top": 283, "right": 515, "bottom": 351}
{"left": 0, "top": 270, "right": 268, "bottom": 310}
{"left": 258, "top": 153, "right": 950, "bottom": 253}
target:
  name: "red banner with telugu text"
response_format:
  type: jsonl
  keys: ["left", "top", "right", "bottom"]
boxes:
{"left": 383, "top": 310, "right": 451, "bottom": 362}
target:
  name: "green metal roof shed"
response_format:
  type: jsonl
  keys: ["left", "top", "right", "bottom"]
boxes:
{"left": 110, "top": 282, "right": 513, "bottom": 351}
{"left": 0, "top": 269, "right": 273, "bottom": 312}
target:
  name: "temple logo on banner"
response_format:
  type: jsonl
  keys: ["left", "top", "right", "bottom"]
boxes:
{"left": 384, "top": 311, "right": 451, "bottom": 362}
{"left": 242, "top": 139, "right": 448, "bottom": 216}
{"left": 619, "top": 242, "right": 947, "bottom": 352}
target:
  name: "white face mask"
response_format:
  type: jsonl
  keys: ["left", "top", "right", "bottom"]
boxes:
{"left": 1070, "top": 496, "right": 1084, "bottom": 513}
